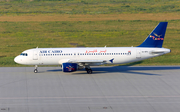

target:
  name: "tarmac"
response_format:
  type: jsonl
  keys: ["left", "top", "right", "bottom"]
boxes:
{"left": 0, "top": 66, "right": 180, "bottom": 112}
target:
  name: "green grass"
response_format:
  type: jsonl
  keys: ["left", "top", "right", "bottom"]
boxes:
{"left": 0, "top": 0, "right": 179, "bottom": 15}
{"left": 0, "top": 0, "right": 180, "bottom": 66}
{"left": 0, "top": 20, "right": 180, "bottom": 66}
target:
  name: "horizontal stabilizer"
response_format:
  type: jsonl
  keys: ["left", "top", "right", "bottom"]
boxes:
{"left": 150, "top": 49, "right": 171, "bottom": 54}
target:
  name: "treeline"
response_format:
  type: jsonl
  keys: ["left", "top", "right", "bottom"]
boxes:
{"left": 0, "top": 0, "right": 67, "bottom": 1}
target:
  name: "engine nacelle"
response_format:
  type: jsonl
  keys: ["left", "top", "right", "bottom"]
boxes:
{"left": 62, "top": 63, "right": 78, "bottom": 72}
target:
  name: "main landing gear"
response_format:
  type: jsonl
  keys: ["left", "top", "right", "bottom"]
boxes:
{"left": 34, "top": 65, "right": 38, "bottom": 73}
{"left": 85, "top": 66, "right": 92, "bottom": 74}
{"left": 33, "top": 65, "right": 92, "bottom": 74}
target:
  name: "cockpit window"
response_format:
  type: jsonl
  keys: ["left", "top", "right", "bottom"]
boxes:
{"left": 20, "top": 53, "right": 28, "bottom": 56}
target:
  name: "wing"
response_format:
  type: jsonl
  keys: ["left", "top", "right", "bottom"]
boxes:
{"left": 71, "top": 59, "right": 107, "bottom": 66}
{"left": 59, "top": 59, "right": 112, "bottom": 66}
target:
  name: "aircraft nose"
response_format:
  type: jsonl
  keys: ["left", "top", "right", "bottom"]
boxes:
{"left": 14, "top": 56, "right": 21, "bottom": 64}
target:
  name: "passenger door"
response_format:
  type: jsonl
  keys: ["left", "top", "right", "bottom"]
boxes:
{"left": 33, "top": 50, "right": 38, "bottom": 60}
{"left": 136, "top": 50, "right": 141, "bottom": 59}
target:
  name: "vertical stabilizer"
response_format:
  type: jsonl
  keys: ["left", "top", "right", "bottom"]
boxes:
{"left": 138, "top": 22, "right": 168, "bottom": 48}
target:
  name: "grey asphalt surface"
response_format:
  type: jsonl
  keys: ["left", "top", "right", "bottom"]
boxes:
{"left": 0, "top": 66, "right": 180, "bottom": 112}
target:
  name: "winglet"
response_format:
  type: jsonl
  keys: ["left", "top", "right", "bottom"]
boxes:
{"left": 137, "top": 22, "right": 168, "bottom": 48}
{"left": 109, "top": 58, "right": 114, "bottom": 63}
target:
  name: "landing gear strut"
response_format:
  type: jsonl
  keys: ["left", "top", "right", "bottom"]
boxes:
{"left": 85, "top": 66, "right": 92, "bottom": 74}
{"left": 34, "top": 65, "right": 38, "bottom": 73}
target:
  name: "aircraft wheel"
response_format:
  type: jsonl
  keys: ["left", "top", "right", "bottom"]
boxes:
{"left": 87, "top": 69, "right": 92, "bottom": 74}
{"left": 34, "top": 69, "right": 38, "bottom": 73}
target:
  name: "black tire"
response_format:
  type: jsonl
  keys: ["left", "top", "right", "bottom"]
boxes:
{"left": 34, "top": 69, "right": 38, "bottom": 73}
{"left": 87, "top": 69, "right": 92, "bottom": 74}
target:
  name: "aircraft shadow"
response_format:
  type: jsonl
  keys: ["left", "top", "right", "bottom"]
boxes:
{"left": 47, "top": 66, "right": 180, "bottom": 76}
{"left": 94, "top": 66, "right": 180, "bottom": 76}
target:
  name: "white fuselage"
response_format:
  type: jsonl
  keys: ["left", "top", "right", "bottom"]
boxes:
{"left": 14, "top": 47, "right": 171, "bottom": 66}
{"left": 13, "top": 22, "right": 170, "bottom": 74}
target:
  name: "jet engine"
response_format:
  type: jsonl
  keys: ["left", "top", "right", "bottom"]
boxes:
{"left": 62, "top": 63, "right": 78, "bottom": 72}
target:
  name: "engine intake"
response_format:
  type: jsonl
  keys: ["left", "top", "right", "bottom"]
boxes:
{"left": 62, "top": 63, "right": 77, "bottom": 72}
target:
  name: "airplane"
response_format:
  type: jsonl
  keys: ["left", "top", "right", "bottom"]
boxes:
{"left": 14, "top": 22, "right": 171, "bottom": 74}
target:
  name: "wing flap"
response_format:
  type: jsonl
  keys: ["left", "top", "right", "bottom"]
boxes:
{"left": 74, "top": 60, "right": 106, "bottom": 63}
{"left": 59, "top": 59, "right": 106, "bottom": 65}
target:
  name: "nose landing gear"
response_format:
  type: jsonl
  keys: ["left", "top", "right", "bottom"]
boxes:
{"left": 34, "top": 65, "right": 38, "bottom": 73}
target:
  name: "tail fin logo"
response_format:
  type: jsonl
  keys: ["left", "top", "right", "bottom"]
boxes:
{"left": 154, "top": 33, "right": 162, "bottom": 38}
{"left": 150, "top": 33, "right": 163, "bottom": 40}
